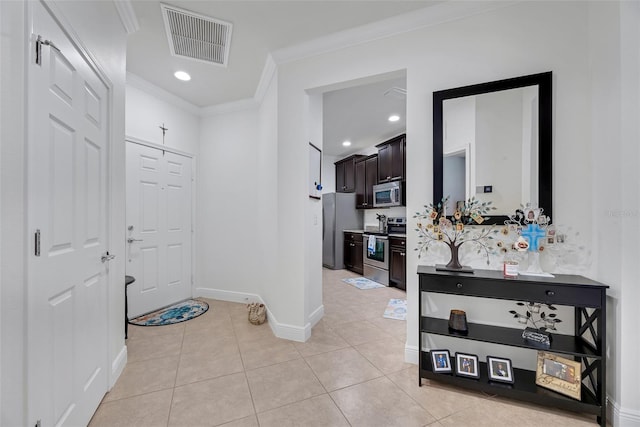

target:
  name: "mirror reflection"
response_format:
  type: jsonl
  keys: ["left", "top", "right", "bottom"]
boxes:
{"left": 433, "top": 72, "right": 552, "bottom": 224}
{"left": 442, "top": 86, "right": 539, "bottom": 215}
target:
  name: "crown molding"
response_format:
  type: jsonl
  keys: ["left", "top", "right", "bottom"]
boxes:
{"left": 126, "top": 72, "right": 201, "bottom": 116}
{"left": 200, "top": 98, "right": 259, "bottom": 117}
{"left": 271, "top": 0, "right": 520, "bottom": 65}
{"left": 254, "top": 53, "right": 277, "bottom": 104}
{"left": 114, "top": 0, "right": 139, "bottom": 35}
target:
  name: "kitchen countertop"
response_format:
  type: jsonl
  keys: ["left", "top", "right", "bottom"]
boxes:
{"left": 342, "top": 229, "right": 406, "bottom": 238}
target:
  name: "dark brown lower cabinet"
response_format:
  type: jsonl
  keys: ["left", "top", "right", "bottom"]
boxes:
{"left": 344, "top": 232, "right": 363, "bottom": 274}
{"left": 389, "top": 236, "right": 406, "bottom": 290}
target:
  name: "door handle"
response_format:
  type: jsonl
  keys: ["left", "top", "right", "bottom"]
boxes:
{"left": 101, "top": 251, "right": 115, "bottom": 263}
{"left": 127, "top": 238, "right": 143, "bottom": 244}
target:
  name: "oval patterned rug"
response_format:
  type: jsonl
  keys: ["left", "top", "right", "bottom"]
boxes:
{"left": 129, "top": 299, "right": 209, "bottom": 326}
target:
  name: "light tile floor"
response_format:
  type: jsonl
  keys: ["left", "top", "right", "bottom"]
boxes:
{"left": 90, "top": 268, "right": 603, "bottom": 426}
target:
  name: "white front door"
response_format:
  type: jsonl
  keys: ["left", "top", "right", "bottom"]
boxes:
{"left": 126, "top": 142, "right": 192, "bottom": 317}
{"left": 27, "top": 3, "right": 109, "bottom": 426}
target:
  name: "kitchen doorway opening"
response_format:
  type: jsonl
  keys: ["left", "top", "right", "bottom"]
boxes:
{"left": 306, "top": 69, "right": 407, "bottom": 336}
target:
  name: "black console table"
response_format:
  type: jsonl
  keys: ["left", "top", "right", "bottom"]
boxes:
{"left": 418, "top": 266, "right": 608, "bottom": 426}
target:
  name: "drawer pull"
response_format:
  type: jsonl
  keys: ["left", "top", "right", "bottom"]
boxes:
{"left": 546, "top": 290, "right": 555, "bottom": 296}
{"left": 457, "top": 283, "right": 463, "bottom": 289}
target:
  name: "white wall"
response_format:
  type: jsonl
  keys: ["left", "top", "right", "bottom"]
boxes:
{"left": 255, "top": 71, "right": 279, "bottom": 320}
{"left": 306, "top": 92, "right": 324, "bottom": 332}
{"left": 0, "top": 1, "right": 127, "bottom": 425}
{"left": 589, "top": 1, "right": 640, "bottom": 424}
{"left": 196, "top": 108, "right": 262, "bottom": 300}
{"left": 268, "top": 0, "right": 638, "bottom": 422}
{"left": 321, "top": 154, "right": 338, "bottom": 193}
{"left": 125, "top": 79, "right": 200, "bottom": 155}
{"left": 0, "top": 2, "right": 28, "bottom": 425}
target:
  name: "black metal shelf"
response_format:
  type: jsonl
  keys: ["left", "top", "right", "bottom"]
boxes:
{"left": 420, "top": 352, "right": 601, "bottom": 415}
{"left": 420, "top": 317, "right": 599, "bottom": 359}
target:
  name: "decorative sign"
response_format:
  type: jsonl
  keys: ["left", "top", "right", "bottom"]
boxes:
{"left": 522, "top": 327, "right": 551, "bottom": 347}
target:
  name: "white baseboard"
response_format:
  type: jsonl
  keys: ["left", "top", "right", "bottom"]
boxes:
{"left": 110, "top": 345, "right": 127, "bottom": 389}
{"left": 195, "top": 287, "right": 310, "bottom": 342}
{"left": 195, "top": 287, "right": 261, "bottom": 304}
{"left": 405, "top": 344, "right": 419, "bottom": 364}
{"left": 308, "top": 304, "right": 324, "bottom": 330}
{"left": 609, "top": 396, "right": 640, "bottom": 426}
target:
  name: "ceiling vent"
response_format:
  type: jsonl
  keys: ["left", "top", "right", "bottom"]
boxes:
{"left": 160, "top": 3, "right": 233, "bottom": 67}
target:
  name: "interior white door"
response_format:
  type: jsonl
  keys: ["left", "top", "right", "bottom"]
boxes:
{"left": 27, "top": 3, "right": 109, "bottom": 426}
{"left": 126, "top": 142, "right": 192, "bottom": 317}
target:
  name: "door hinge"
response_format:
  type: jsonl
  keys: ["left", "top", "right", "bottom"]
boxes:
{"left": 34, "top": 229, "right": 41, "bottom": 257}
{"left": 35, "top": 35, "right": 60, "bottom": 66}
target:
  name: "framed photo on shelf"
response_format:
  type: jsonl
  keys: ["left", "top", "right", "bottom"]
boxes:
{"left": 535, "top": 351, "right": 581, "bottom": 400}
{"left": 430, "top": 350, "right": 452, "bottom": 373}
{"left": 487, "top": 356, "right": 514, "bottom": 384}
{"left": 455, "top": 352, "right": 480, "bottom": 379}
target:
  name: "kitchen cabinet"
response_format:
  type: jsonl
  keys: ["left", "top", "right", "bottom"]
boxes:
{"left": 389, "top": 236, "right": 406, "bottom": 290}
{"left": 335, "top": 155, "right": 364, "bottom": 193}
{"left": 376, "top": 134, "right": 405, "bottom": 183}
{"left": 418, "top": 266, "right": 608, "bottom": 426}
{"left": 355, "top": 154, "right": 378, "bottom": 209}
{"left": 343, "top": 232, "right": 363, "bottom": 274}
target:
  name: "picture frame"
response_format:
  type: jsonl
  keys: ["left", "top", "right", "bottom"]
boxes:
{"left": 430, "top": 350, "right": 452, "bottom": 373}
{"left": 535, "top": 351, "right": 581, "bottom": 400}
{"left": 455, "top": 352, "right": 480, "bottom": 379}
{"left": 487, "top": 356, "right": 514, "bottom": 384}
{"left": 308, "top": 142, "right": 322, "bottom": 199}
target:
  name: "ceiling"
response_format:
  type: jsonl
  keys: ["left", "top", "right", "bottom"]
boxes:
{"left": 125, "top": 1, "right": 424, "bottom": 158}
{"left": 323, "top": 76, "right": 406, "bottom": 157}
{"left": 126, "top": 0, "right": 437, "bottom": 107}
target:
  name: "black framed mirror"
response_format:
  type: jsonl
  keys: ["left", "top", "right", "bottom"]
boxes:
{"left": 433, "top": 72, "right": 552, "bottom": 225}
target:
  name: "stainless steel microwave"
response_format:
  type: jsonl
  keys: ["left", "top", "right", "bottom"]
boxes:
{"left": 373, "top": 181, "right": 402, "bottom": 208}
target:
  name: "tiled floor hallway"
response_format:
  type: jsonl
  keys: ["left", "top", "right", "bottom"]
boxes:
{"left": 89, "top": 268, "right": 599, "bottom": 426}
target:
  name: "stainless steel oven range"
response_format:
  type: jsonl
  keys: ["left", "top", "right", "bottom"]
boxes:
{"left": 362, "top": 233, "right": 389, "bottom": 285}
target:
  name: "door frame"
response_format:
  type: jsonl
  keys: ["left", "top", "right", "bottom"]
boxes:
{"left": 25, "top": 1, "right": 118, "bottom": 423}
{"left": 125, "top": 136, "right": 197, "bottom": 298}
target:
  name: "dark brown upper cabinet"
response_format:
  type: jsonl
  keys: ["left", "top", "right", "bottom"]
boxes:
{"left": 376, "top": 134, "right": 405, "bottom": 183}
{"left": 335, "top": 155, "right": 364, "bottom": 193}
{"left": 355, "top": 154, "right": 378, "bottom": 209}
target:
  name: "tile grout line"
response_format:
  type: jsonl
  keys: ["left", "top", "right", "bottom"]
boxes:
{"left": 165, "top": 320, "right": 188, "bottom": 426}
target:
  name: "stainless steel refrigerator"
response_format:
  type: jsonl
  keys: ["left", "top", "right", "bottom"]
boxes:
{"left": 323, "top": 192, "right": 363, "bottom": 269}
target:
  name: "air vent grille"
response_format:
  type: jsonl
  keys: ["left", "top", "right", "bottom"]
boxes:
{"left": 161, "top": 3, "right": 233, "bottom": 66}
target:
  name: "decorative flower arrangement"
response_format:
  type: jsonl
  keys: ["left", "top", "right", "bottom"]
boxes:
{"left": 414, "top": 196, "right": 499, "bottom": 270}
{"left": 509, "top": 302, "right": 563, "bottom": 332}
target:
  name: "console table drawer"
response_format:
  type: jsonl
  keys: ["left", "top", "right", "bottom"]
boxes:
{"left": 420, "top": 275, "right": 603, "bottom": 308}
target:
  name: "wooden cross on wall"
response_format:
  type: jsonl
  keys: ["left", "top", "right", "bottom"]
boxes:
{"left": 159, "top": 123, "right": 168, "bottom": 155}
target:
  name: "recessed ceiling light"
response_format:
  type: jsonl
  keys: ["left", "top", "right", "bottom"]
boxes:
{"left": 388, "top": 115, "right": 400, "bottom": 122}
{"left": 342, "top": 140, "right": 351, "bottom": 147}
{"left": 174, "top": 71, "right": 191, "bottom": 81}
